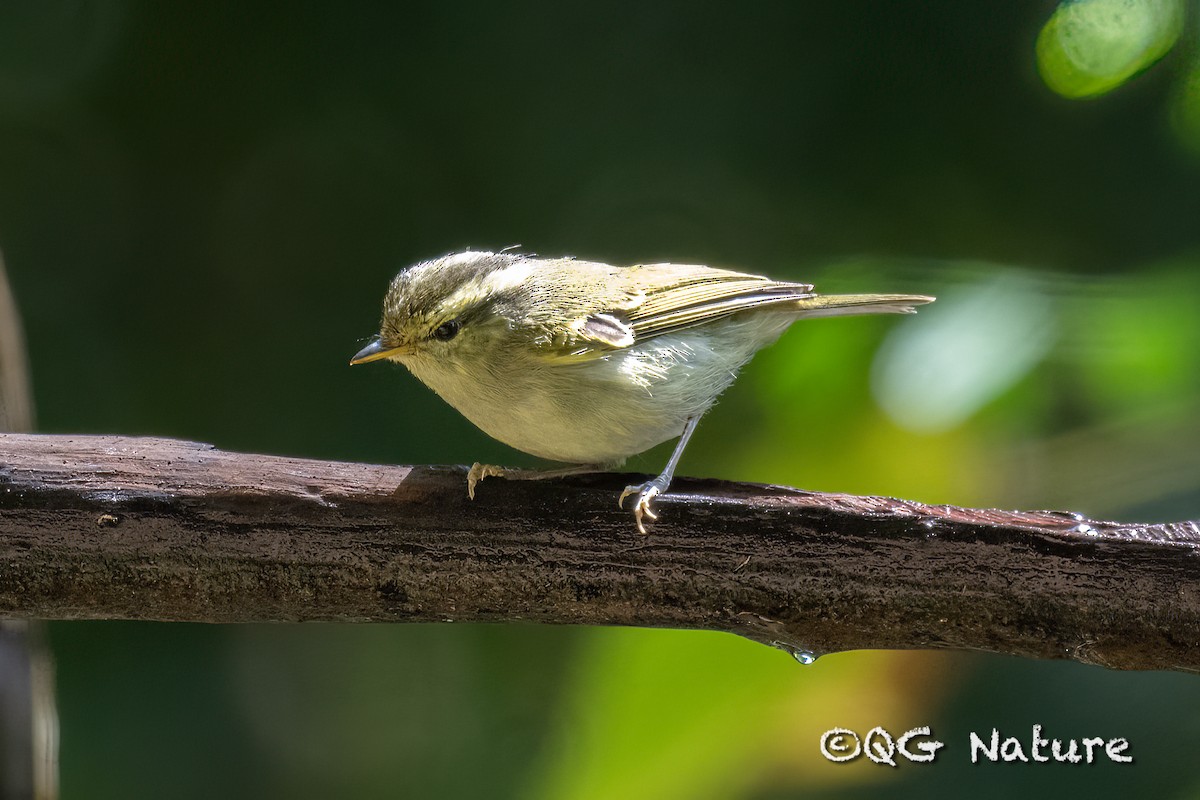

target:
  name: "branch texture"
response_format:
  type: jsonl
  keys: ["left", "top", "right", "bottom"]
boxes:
{"left": 1, "top": 434, "right": 1198, "bottom": 672}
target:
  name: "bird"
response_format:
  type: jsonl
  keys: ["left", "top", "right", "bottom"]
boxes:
{"left": 351, "top": 250, "right": 933, "bottom": 532}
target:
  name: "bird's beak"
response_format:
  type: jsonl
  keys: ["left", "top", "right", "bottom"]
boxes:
{"left": 350, "top": 337, "right": 408, "bottom": 365}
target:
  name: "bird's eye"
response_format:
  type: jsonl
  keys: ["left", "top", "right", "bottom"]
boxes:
{"left": 433, "top": 320, "right": 461, "bottom": 341}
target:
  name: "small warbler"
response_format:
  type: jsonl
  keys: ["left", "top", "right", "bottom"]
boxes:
{"left": 352, "top": 250, "right": 933, "bottom": 533}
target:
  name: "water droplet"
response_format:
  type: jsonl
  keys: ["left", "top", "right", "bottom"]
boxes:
{"left": 1041, "top": 509, "right": 1086, "bottom": 522}
{"left": 772, "top": 640, "right": 819, "bottom": 665}
{"left": 1071, "top": 523, "right": 1098, "bottom": 536}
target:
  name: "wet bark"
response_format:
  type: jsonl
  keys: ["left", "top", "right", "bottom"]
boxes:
{"left": 1, "top": 433, "right": 1198, "bottom": 672}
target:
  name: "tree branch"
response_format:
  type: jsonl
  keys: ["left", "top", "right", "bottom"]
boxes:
{"left": 1, "top": 433, "right": 1198, "bottom": 672}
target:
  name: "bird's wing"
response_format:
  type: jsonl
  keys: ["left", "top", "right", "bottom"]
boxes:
{"left": 536, "top": 263, "right": 814, "bottom": 362}
{"left": 626, "top": 265, "right": 814, "bottom": 340}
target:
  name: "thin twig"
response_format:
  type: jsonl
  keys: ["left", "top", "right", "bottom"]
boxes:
{"left": 0, "top": 249, "right": 33, "bottom": 432}
{"left": 0, "top": 253, "right": 56, "bottom": 800}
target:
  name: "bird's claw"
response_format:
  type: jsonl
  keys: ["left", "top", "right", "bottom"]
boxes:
{"left": 619, "top": 481, "right": 664, "bottom": 534}
{"left": 466, "top": 463, "right": 506, "bottom": 500}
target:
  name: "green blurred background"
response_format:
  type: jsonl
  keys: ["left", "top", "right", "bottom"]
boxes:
{"left": 2, "top": 1, "right": 1200, "bottom": 797}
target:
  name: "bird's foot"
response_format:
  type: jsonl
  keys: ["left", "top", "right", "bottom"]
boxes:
{"left": 466, "top": 463, "right": 508, "bottom": 500}
{"left": 619, "top": 476, "right": 670, "bottom": 534}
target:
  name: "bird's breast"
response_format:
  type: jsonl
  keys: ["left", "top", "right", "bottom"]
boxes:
{"left": 403, "top": 317, "right": 790, "bottom": 464}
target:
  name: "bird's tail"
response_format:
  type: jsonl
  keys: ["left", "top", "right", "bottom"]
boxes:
{"left": 792, "top": 293, "right": 935, "bottom": 319}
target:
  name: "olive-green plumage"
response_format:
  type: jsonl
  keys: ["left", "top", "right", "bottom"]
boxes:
{"left": 353, "top": 250, "right": 933, "bottom": 532}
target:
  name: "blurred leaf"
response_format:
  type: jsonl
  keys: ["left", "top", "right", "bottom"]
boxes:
{"left": 525, "top": 630, "right": 954, "bottom": 800}
{"left": 527, "top": 631, "right": 795, "bottom": 800}
{"left": 1037, "top": 0, "right": 1186, "bottom": 99}
{"left": 1069, "top": 259, "right": 1200, "bottom": 417}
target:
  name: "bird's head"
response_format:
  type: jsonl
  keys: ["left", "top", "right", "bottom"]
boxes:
{"left": 350, "top": 250, "right": 535, "bottom": 369}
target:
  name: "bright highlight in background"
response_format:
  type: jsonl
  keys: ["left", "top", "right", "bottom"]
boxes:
{"left": 1037, "top": 0, "right": 1186, "bottom": 98}
{"left": 870, "top": 270, "right": 1057, "bottom": 434}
